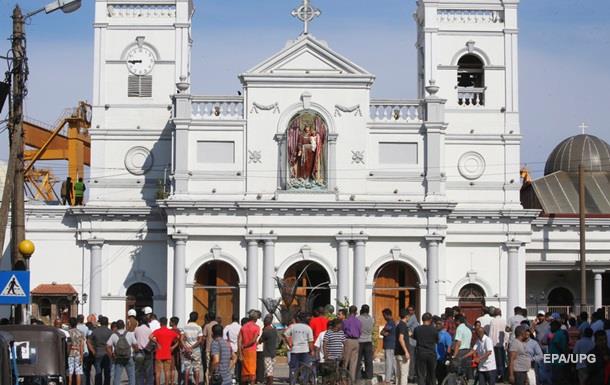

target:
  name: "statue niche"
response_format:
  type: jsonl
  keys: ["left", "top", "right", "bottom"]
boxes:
{"left": 286, "top": 111, "right": 327, "bottom": 190}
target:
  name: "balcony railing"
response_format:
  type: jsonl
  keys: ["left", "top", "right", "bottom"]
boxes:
{"left": 191, "top": 96, "right": 244, "bottom": 120}
{"left": 526, "top": 305, "right": 610, "bottom": 318}
{"left": 457, "top": 87, "right": 485, "bottom": 106}
{"left": 370, "top": 100, "right": 423, "bottom": 123}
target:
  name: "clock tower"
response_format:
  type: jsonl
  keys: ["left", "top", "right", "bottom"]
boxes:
{"left": 90, "top": 0, "right": 194, "bottom": 204}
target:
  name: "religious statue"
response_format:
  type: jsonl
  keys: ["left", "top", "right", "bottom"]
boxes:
{"left": 287, "top": 111, "right": 327, "bottom": 190}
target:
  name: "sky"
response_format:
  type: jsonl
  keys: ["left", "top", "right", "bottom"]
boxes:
{"left": 0, "top": 0, "right": 609, "bottom": 178}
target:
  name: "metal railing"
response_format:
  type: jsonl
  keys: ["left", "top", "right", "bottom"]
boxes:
{"left": 526, "top": 305, "right": 610, "bottom": 318}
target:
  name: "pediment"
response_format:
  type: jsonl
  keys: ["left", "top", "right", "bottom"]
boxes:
{"left": 244, "top": 35, "right": 372, "bottom": 77}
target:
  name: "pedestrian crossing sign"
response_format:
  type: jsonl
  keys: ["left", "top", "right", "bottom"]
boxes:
{"left": 0, "top": 271, "right": 30, "bottom": 305}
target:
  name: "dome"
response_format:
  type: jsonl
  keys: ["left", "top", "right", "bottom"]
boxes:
{"left": 544, "top": 134, "right": 610, "bottom": 175}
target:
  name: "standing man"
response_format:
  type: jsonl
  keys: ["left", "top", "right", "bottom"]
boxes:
{"left": 259, "top": 314, "right": 279, "bottom": 385}
{"left": 89, "top": 316, "right": 112, "bottom": 385}
{"left": 133, "top": 316, "right": 153, "bottom": 385}
{"left": 394, "top": 308, "right": 411, "bottom": 385}
{"left": 573, "top": 328, "right": 594, "bottom": 385}
{"left": 406, "top": 306, "right": 420, "bottom": 383}
{"left": 106, "top": 320, "right": 138, "bottom": 385}
{"left": 68, "top": 317, "right": 85, "bottom": 385}
{"left": 309, "top": 307, "right": 328, "bottom": 343}
{"left": 284, "top": 312, "right": 314, "bottom": 385}
{"left": 203, "top": 312, "right": 219, "bottom": 385}
{"left": 77, "top": 315, "right": 93, "bottom": 385}
{"left": 169, "top": 317, "right": 182, "bottom": 385}
{"left": 508, "top": 326, "right": 530, "bottom": 385}
{"left": 434, "top": 317, "right": 452, "bottom": 385}
{"left": 412, "top": 313, "right": 438, "bottom": 385}
{"left": 381, "top": 308, "right": 396, "bottom": 385}
{"left": 182, "top": 312, "right": 203, "bottom": 385}
{"left": 452, "top": 316, "right": 473, "bottom": 380}
{"left": 61, "top": 177, "right": 73, "bottom": 205}
{"left": 255, "top": 311, "right": 265, "bottom": 385}
{"left": 149, "top": 317, "right": 180, "bottom": 385}
{"left": 342, "top": 305, "right": 362, "bottom": 382}
{"left": 357, "top": 304, "right": 375, "bottom": 380}
{"left": 489, "top": 308, "right": 507, "bottom": 383}
{"left": 74, "top": 177, "right": 86, "bottom": 205}
{"left": 223, "top": 315, "right": 241, "bottom": 383}
{"left": 239, "top": 310, "right": 260, "bottom": 385}
{"left": 468, "top": 327, "right": 497, "bottom": 385}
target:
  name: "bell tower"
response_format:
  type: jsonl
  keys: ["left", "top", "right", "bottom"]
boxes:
{"left": 89, "top": 0, "right": 194, "bottom": 203}
{"left": 415, "top": 0, "right": 521, "bottom": 208}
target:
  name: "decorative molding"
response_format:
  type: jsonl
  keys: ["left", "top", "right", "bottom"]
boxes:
{"left": 351, "top": 150, "right": 365, "bottom": 164}
{"left": 250, "top": 102, "right": 280, "bottom": 114}
{"left": 124, "top": 146, "right": 154, "bottom": 176}
{"left": 457, "top": 151, "right": 486, "bottom": 180}
{"left": 437, "top": 9, "right": 504, "bottom": 24}
{"left": 334, "top": 104, "right": 362, "bottom": 117}
{"left": 107, "top": 4, "right": 176, "bottom": 18}
{"left": 301, "top": 92, "right": 312, "bottom": 109}
{"left": 248, "top": 150, "right": 262, "bottom": 164}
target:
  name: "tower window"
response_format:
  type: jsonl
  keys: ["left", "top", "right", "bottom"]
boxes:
{"left": 457, "top": 54, "right": 484, "bottom": 106}
{"left": 128, "top": 75, "right": 152, "bottom": 98}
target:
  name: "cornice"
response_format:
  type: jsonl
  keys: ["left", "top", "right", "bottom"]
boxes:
{"left": 69, "top": 206, "right": 160, "bottom": 218}
{"left": 450, "top": 208, "right": 540, "bottom": 220}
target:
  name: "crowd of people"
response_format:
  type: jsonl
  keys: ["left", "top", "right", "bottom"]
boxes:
{"left": 38, "top": 304, "right": 610, "bottom": 385}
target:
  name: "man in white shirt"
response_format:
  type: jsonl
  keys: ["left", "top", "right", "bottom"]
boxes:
{"left": 477, "top": 307, "right": 493, "bottom": 331}
{"left": 465, "top": 327, "right": 496, "bottom": 385}
{"left": 134, "top": 317, "right": 153, "bottom": 385}
{"left": 488, "top": 308, "right": 507, "bottom": 382}
{"left": 223, "top": 315, "right": 241, "bottom": 353}
{"left": 106, "top": 320, "right": 138, "bottom": 385}
{"left": 182, "top": 312, "right": 203, "bottom": 385}
{"left": 144, "top": 307, "right": 160, "bottom": 331}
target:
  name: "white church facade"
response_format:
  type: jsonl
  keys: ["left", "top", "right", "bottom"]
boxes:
{"left": 7, "top": 0, "right": 610, "bottom": 324}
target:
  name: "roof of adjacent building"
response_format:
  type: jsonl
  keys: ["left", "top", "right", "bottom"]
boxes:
{"left": 544, "top": 134, "right": 610, "bottom": 175}
{"left": 31, "top": 283, "right": 77, "bottom": 296}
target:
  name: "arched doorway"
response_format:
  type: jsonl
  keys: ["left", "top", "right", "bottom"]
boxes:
{"left": 283, "top": 261, "right": 331, "bottom": 313}
{"left": 286, "top": 111, "right": 328, "bottom": 190}
{"left": 458, "top": 284, "right": 486, "bottom": 325}
{"left": 126, "top": 283, "right": 154, "bottom": 317}
{"left": 373, "top": 261, "right": 420, "bottom": 333}
{"left": 547, "top": 287, "right": 574, "bottom": 311}
{"left": 193, "top": 261, "right": 240, "bottom": 325}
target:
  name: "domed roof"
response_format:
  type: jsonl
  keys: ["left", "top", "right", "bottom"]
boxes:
{"left": 544, "top": 134, "right": 610, "bottom": 175}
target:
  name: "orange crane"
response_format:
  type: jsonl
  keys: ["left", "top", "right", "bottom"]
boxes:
{"left": 23, "top": 101, "right": 91, "bottom": 203}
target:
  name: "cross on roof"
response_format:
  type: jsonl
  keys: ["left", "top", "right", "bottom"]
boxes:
{"left": 291, "top": 0, "right": 321, "bottom": 36}
{"left": 579, "top": 122, "right": 589, "bottom": 135}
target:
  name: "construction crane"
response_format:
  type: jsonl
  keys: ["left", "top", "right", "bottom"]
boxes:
{"left": 23, "top": 101, "right": 91, "bottom": 204}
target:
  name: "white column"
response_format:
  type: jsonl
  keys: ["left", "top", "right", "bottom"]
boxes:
{"left": 425, "top": 235, "right": 444, "bottom": 316}
{"left": 506, "top": 241, "right": 522, "bottom": 314}
{"left": 172, "top": 234, "right": 188, "bottom": 321}
{"left": 246, "top": 238, "right": 259, "bottom": 312}
{"left": 353, "top": 239, "right": 367, "bottom": 308}
{"left": 593, "top": 270, "right": 604, "bottom": 310}
{"left": 88, "top": 239, "right": 104, "bottom": 316}
{"left": 336, "top": 238, "right": 349, "bottom": 308}
{"left": 262, "top": 238, "right": 276, "bottom": 314}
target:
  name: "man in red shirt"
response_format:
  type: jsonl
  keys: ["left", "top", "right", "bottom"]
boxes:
{"left": 239, "top": 311, "right": 261, "bottom": 385}
{"left": 150, "top": 317, "right": 180, "bottom": 385}
{"left": 309, "top": 307, "right": 328, "bottom": 342}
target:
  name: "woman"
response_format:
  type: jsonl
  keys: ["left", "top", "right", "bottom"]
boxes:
{"left": 211, "top": 324, "right": 235, "bottom": 385}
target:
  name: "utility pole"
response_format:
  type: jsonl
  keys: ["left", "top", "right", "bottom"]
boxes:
{"left": 578, "top": 162, "right": 587, "bottom": 309}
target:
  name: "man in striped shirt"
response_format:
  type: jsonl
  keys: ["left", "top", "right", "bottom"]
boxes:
{"left": 323, "top": 320, "right": 346, "bottom": 361}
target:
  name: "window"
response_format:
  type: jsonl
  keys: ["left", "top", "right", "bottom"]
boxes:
{"left": 457, "top": 54, "right": 484, "bottom": 106}
{"left": 128, "top": 75, "right": 152, "bottom": 97}
{"left": 378, "top": 142, "right": 418, "bottom": 164}
{"left": 197, "top": 141, "right": 235, "bottom": 164}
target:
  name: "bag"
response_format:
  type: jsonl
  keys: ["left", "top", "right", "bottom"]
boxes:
{"left": 115, "top": 332, "right": 132, "bottom": 364}
{"left": 210, "top": 373, "right": 223, "bottom": 385}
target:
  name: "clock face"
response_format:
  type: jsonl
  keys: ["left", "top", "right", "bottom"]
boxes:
{"left": 126, "top": 47, "right": 155, "bottom": 76}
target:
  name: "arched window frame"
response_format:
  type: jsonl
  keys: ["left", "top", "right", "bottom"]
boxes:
{"left": 456, "top": 54, "right": 486, "bottom": 106}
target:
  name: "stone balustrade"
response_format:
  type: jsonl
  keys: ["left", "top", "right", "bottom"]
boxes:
{"left": 191, "top": 96, "right": 244, "bottom": 120}
{"left": 369, "top": 100, "right": 423, "bottom": 123}
{"left": 457, "top": 87, "right": 485, "bottom": 106}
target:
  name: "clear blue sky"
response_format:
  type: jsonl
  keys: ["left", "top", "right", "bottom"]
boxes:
{"left": 0, "top": 0, "right": 609, "bottom": 178}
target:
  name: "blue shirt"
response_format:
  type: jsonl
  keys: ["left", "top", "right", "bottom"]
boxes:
{"left": 436, "top": 329, "right": 452, "bottom": 362}
{"left": 382, "top": 320, "right": 396, "bottom": 350}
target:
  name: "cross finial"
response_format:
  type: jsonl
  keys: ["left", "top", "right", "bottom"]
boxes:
{"left": 291, "top": 0, "right": 321, "bottom": 36}
{"left": 579, "top": 122, "right": 589, "bottom": 135}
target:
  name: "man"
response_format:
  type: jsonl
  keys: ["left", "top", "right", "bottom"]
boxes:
{"left": 150, "top": 317, "right": 180, "bottom": 385}
{"left": 443, "top": 308, "right": 457, "bottom": 338}
{"left": 284, "top": 312, "right": 314, "bottom": 385}
{"left": 357, "top": 304, "right": 375, "bottom": 380}
{"left": 522, "top": 326, "right": 544, "bottom": 385}
{"left": 255, "top": 310, "right": 265, "bottom": 384}
{"left": 412, "top": 312, "right": 438, "bottom": 385}
{"left": 223, "top": 315, "right": 241, "bottom": 382}
{"left": 588, "top": 330, "right": 610, "bottom": 385}
{"left": 547, "top": 320, "right": 568, "bottom": 385}
{"left": 477, "top": 307, "right": 494, "bottom": 331}
{"left": 259, "top": 314, "right": 278, "bottom": 385}
{"left": 577, "top": 312, "right": 590, "bottom": 334}
{"left": 182, "top": 312, "right": 203, "bottom": 385}
{"left": 434, "top": 318, "right": 452, "bottom": 385}
{"left": 381, "top": 308, "right": 396, "bottom": 385}
{"left": 68, "top": 317, "right": 85, "bottom": 385}
{"left": 323, "top": 319, "right": 345, "bottom": 362}
{"left": 488, "top": 308, "right": 507, "bottom": 382}
{"left": 77, "top": 314, "right": 94, "bottom": 385}
{"left": 169, "top": 317, "right": 182, "bottom": 385}
{"left": 406, "top": 306, "right": 420, "bottom": 383}
{"left": 203, "top": 312, "right": 219, "bottom": 385}
{"left": 144, "top": 307, "right": 160, "bottom": 331}
{"left": 133, "top": 316, "right": 153, "bottom": 385}
{"left": 89, "top": 316, "right": 112, "bottom": 385}
{"left": 467, "top": 327, "right": 496, "bottom": 385}
{"left": 342, "top": 305, "right": 362, "bottom": 382}
{"left": 309, "top": 307, "right": 328, "bottom": 343}
{"left": 127, "top": 309, "right": 139, "bottom": 332}
{"left": 61, "top": 177, "right": 73, "bottom": 205}
{"left": 74, "top": 177, "right": 86, "bottom": 205}
{"left": 337, "top": 308, "right": 348, "bottom": 322}
{"left": 239, "top": 310, "right": 260, "bottom": 385}
{"left": 533, "top": 311, "right": 550, "bottom": 348}
{"left": 590, "top": 310, "right": 605, "bottom": 333}
{"left": 394, "top": 308, "right": 411, "bottom": 385}
{"left": 210, "top": 324, "right": 234, "bottom": 385}
{"left": 507, "top": 307, "right": 526, "bottom": 339}
{"left": 508, "top": 326, "right": 530, "bottom": 385}
{"left": 452, "top": 315, "right": 473, "bottom": 380}
{"left": 106, "top": 319, "right": 138, "bottom": 385}
{"left": 573, "top": 328, "right": 594, "bottom": 385}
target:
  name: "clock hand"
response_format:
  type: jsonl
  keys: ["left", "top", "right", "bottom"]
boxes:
{"left": 128, "top": 60, "right": 143, "bottom": 64}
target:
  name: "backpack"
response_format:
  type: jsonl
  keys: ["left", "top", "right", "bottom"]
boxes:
{"left": 115, "top": 332, "right": 132, "bottom": 364}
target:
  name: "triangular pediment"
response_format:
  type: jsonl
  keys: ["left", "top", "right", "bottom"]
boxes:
{"left": 243, "top": 35, "right": 372, "bottom": 77}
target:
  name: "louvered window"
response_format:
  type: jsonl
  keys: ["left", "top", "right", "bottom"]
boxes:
{"left": 128, "top": 75, "right": 152, "bottom": 97}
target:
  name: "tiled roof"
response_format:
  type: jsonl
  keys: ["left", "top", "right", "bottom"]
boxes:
{"left": 31, "top": 283, "right": 77, "bottom": 296}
